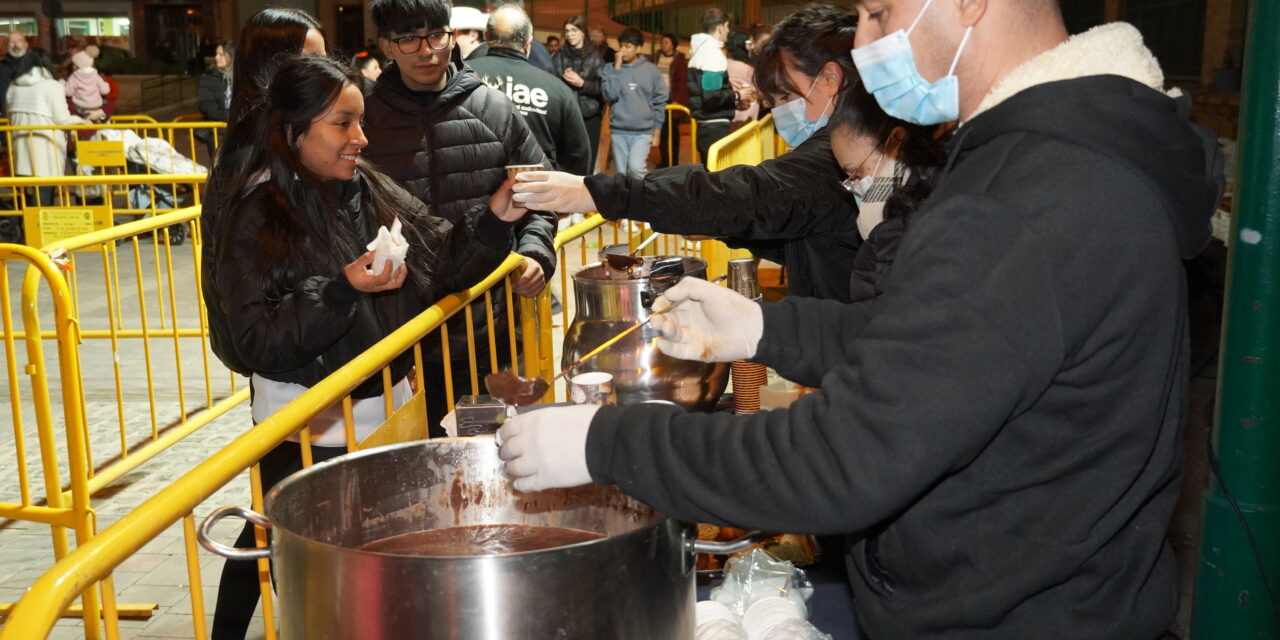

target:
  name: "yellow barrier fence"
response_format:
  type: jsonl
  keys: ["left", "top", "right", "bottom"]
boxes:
{"left": 0, "top": 204, "right": 243, "bottom": 635}
{"left": 0, "top": 212, "right": 707, "bottom": 640}
{"left": 1, "top": 121, "right": 222, "bottom": 240}
{"left": 698, "top": 113, "right": 779, "bottom": 281}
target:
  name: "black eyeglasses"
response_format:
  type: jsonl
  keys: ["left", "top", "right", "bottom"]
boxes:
{"left": 389, "top": 30, "right": 452, "bottom": 54}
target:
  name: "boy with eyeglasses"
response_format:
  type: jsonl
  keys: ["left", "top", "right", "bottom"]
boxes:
{"left": 364, "top": 0, "right": 554, "bottom": 434}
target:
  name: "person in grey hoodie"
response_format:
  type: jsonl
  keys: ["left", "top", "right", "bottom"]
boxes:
{"left": 600, "top": 27, "right": 667, "bottom": 178}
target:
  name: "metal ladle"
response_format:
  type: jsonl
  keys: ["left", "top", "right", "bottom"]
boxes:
{"left": 603, "top": 230, "right": 661, "bottom": 271}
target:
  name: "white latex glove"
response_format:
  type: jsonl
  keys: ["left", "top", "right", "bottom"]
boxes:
{"left": 365, "top": 217, "right": 408, "bottom": 276}
{"left": 510, "top": 171, "right": 597, "bottom": 213}
{"left": 650, "top": 277, "right": 763, "bottom": 363}
{"left": 497, "top": 404, "right": 599, "bottom": 492}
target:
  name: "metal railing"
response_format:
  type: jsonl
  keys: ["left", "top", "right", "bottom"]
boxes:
{"left": 0, "top": 204, "right": 244, "bottom": 633}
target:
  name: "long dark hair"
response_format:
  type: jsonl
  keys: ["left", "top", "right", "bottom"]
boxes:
{"left": 11, "top": 49, "right": 54, "bottom": 81}
{"left": 753, "top": 4, "right": 858, "bottom": 107}
{"left": 828, "top": 81, "right": 947, "bottom": 225}
{"left": 209, "top": 56, "right": 443, "bottom": 299}
{"left": 562, "top": 15, "right": 588, "bottom": 49}
{"left": 228, "top": 8, "right": 321, "bottom": 124}
{"left": 725, "top": 29, "right": 751, "bottom": 63}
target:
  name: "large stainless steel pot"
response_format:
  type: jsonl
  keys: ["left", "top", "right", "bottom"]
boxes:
{"left": 199, "top": 438, "right": 758, "bottom": 640}
{"left": 563, "top": 257, "right": 729, "bottom": 410}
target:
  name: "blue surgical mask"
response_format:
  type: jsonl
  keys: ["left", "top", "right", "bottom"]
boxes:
{"left": 773, "top": 78, "right": 833, "bottom": 147}
{"left": 850, "top": 0, "right": 972, "bottom": 125}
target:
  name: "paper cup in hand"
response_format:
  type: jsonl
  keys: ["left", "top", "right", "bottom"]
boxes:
{"left": 569, "top": 371, "right": 616, "bottom": 405}
{"left": 506, "top": 164, "right": 543, "bottom": 180}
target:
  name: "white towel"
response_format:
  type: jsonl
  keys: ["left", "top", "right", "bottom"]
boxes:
{"left": 366, "top": 217, "right": 408, "bottom": 276}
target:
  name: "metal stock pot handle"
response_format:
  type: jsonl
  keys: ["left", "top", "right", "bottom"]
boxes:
{"left": 691, "top": 530, "right": 771, "bottom": 555}
{"left": 198, "top": 505, "right": 273, "bottom": 560}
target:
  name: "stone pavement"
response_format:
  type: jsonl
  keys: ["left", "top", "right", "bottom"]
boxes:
{"left": 0, "top": 223, "right": 609, "bottom": 639}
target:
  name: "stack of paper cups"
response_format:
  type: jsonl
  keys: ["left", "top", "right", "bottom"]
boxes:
{"left": 731, "top": 361, "right": 769, "bottom": 414}
{"left": 741, "top": 596, "right": 807, "bottom": 640}
{"left": 727, "top": 258, "right": 767, "bottom": 415}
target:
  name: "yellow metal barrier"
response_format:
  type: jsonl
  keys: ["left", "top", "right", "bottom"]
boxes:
{"left": 665, "top": 103, "right": 697, "bottom": 166}
{"left": 697, "top": 113, "right": 779, "bottom": 280}
{"left": 0, "top": 121, "right": 219, "bottom": 249}
{"left": 0, "top": 205, "right": 245, "bottom": 636}
{"left": 0, "top": 212, "right": 654, "bottom": 640}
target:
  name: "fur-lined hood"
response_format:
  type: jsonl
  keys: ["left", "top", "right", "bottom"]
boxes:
{"left": 969, "top": 22, "right": 1175, "bottom": 122}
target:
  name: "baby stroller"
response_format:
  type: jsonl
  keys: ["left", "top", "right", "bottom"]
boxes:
{"left": 78, "top": 129, "right": 208, "bottom": 245}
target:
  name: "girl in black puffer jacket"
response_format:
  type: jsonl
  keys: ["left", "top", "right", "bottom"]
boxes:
{"left": 203, "top": 55, "right": 526, "bottom": 640}
{"left": 552, "top": 15, "right": 605, "bottom": 170}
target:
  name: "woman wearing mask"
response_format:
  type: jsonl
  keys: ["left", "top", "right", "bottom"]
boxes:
{"left": 827, "top": 83, "right": 946, "bottom": 301}
{"left": 551, "top": 15, "right": 605, "bottom": 171}
{"left": 653, "top": 33, "right": 687, "bottom": 168}
{"left": 205, "top": 55, "right": 527, "bottom": 640}
{"left": 513, "top": 5, "right": 869, "bottom": 302}
{"left": 196, "top": 40, "right": 233, "bottom": 157}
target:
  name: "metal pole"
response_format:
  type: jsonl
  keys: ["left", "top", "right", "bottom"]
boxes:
{"left": 1192, "top": 0, "right": 1280, "bottom": 637}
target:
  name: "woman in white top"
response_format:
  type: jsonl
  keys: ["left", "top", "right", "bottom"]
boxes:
{"left": 5, "top": 50, "right": 89, "bottom": 206}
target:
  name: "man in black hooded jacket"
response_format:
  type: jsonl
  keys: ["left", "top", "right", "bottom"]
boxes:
{"left": 467, "top": 5, "right": 591, "bottom": 175}
{"left": 495, "top": 1, "right": 1222, "bottom": 638}
{"left": 364, "top": 0, "right": 555, "bottom": 432}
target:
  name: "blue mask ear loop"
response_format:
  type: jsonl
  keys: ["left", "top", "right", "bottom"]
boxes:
{"left": 905, "top": 0, "right": 974, "bottom": 80}
{"left": 802, "top": 73, "right": 836, "bottom": 124}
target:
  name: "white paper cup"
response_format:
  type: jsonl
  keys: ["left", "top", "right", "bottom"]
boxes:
{"left": 569, "top": 371, "right": 616, "bottom": 405}
{"left": 696, "top": 600, "right": 740, "bottom": 626}
{"left": 696, "top": 619, "right": 749, "bottom": 640}
{"left": 505, "top": 164, "right": 543, "bottom": 180}
{"left": 742, "top": 596, "right": 806, "bottom": 640}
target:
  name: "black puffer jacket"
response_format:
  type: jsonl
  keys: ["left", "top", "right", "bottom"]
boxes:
{"left": 551, "top": 44, "right": 604, "bottom": 120}
{"left": 686, "top": 67, "right": 736, "bottom": 122}
{"left": 363, "top": 64, "right": 556, "bottom": 276}
{"left": 204, "top": 171, "right": 514, "bottom": 397}
{"left": 584, "top": 128, "right": 860, "bottom": 301}
{"left": 197, "top": 68, "right": 228, "bottom": 122}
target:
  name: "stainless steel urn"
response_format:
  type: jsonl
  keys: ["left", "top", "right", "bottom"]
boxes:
{"left": 199, "top": 439, "right": 757, "bottom": 640}
{"left": 562, "top": 257, "right": 729, "bottom": 410}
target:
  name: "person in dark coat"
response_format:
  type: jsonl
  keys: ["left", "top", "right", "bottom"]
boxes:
{"left": 204, "top": 56, "right": 525, "bottom": 640}
{"left": 490, "top": 0, "right": 556, "bottom": 75}
{"left": 589, "top": 26, "right": 616, "bottom": 65}
{"left": 0, "top": 31, "right": 31, "bottom": 118}
{"left": 467, "top": 5, "right": 591, "bottom": 175}
{"left": 686, "top": 8, "right": 751, "bottom": 165}
{"left": 365, "top": 0, "right": 557, "bottom": 433}
{"left": 195, "top": 40, "right": 233, "bottom": 157}
{"left": 653, "top": 33, "right": 688, "bottom": 168}
{"left": 511, "top": 6, "right": 865, "bottom": 302}
{"left": 496, "top": 3, "right": 1223, "bottom": 639}
{"left": 551, "top": 15, "right": 605, "bottom": 171}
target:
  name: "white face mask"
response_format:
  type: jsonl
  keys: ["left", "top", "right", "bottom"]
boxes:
{"left": 856, "top": 155, "right": 909, "bottom": 241}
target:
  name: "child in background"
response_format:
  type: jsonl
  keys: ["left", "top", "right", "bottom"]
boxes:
{"left": 63, "top": 51, "right": 109, "bottom": 122}
{"left": 600, "top": 27, "right": 667, "bottom": 179}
